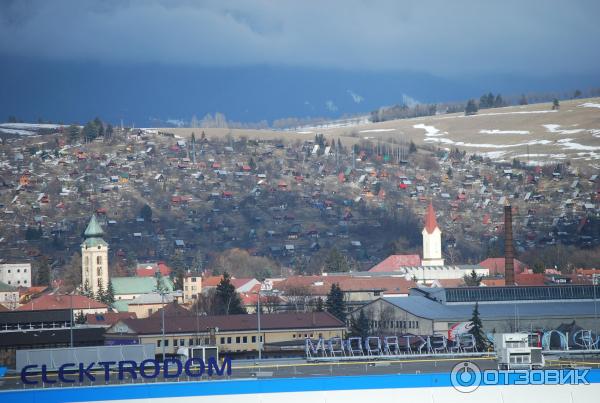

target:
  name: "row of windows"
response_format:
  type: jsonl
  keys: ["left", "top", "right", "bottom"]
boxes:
{"left": 3, "top": 268, "right": 28, "bottom": 273}
{"left": 220, "top": 336, "right": 262, "bottom": 344}
{"left": 84, "top": 257, "right": 104, "bottom": 265}
{"left": 157, "top": 337, "right": 210, "bottom": 348}
{"left": 370, "top": 320, "right": 420, "bottom": 329}
{"left": 5, "top": 279, "right": 28, "bottom": 285}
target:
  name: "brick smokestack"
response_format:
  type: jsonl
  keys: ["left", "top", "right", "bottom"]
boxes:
{"left": 504, "top": 203, "right": 515, "bottom": 286}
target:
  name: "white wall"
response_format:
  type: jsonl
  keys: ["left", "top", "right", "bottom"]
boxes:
{"left": 0, "top": 263, "right": 32, "bottom": 287}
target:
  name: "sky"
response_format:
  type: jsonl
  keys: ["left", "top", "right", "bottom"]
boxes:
{"left": 1, "top": 0, "right": 600, "bottom": 125}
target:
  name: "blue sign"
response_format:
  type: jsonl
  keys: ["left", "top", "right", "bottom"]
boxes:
{"left": 20, "top": 357, "right": 232, "bottom": 385}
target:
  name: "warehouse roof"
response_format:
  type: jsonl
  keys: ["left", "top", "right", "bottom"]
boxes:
{"left": 108, "top": 312, "right": 345, "bottom": 336}
{"left": 383, "top": 296, "right": 599, "bottom": 322}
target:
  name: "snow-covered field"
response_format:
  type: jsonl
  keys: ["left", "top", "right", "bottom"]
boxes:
{"left": 479, "top": 129, "right": 530, "bottom": 135}
{"left": 0, "top": 123, "right": 65, "bottom": 136}
{"left": 412, "top": 124, "right": 446, "bottom": 137}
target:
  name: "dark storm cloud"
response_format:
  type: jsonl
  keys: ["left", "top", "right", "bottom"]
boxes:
{"left": 0, "top": 0, "right": 598, "bottom": 74}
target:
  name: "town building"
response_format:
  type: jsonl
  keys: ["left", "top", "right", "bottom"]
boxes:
{"left": 17, "top": 293, "right": 109, "bottom": 317}
{"left": 105, "top": 311, "right": 345, "bottom": 359}
{"left": 0, "top": 263, "right": 32, "bottom": 287}
{"left": 81, "top": 215, "right": 109, "bottom": 296}
{"left": 111, "top": 276, "right": 176, "bottom": 311}
{"left": 0, "top": 281, "right": 19, "bottom": 310}
{"left": 421, "top": 202, "right": 444, "bottom": 266}
{"left": 183, "top": 274, "right": 202, "bottom": 304}
{"left": 351, "top": 284, "right": 600, "bottom": 337}
{"left": 0, "top": 309, "right": 105, "bottom": 367}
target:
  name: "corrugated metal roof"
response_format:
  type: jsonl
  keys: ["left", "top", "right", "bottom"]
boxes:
{"left": 384, "top": 296, "right": 599, "bottom": 321}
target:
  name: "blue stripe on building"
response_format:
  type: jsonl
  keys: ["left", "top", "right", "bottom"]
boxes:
{"left": 2, "top": 370, "right": 600, "bottom": 403}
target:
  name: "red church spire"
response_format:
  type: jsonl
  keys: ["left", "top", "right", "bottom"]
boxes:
{"left": 424, "top": 202, "right": 439, "bottom": 234}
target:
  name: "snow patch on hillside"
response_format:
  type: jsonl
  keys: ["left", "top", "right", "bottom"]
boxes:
{"left": 413, "top": 124, "right": 446, "bottom": 137}
{"left": 579, "top": 103, "right": 600, "bottom": 109}
{"left": 360, "top": 129, "right": 396, "bottom": 133}
{"left": 479, "top": 130, "right": 530, "bottom": 135}
{"left": 543, "top": 124, "right": 585, "bottom": 135}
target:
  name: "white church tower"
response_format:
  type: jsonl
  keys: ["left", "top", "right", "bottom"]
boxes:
{"left": 81, "top": 215, "right": 109, "bottom": 296}
{"left": 421, "top": 202, "right": 445, "bottom": 266}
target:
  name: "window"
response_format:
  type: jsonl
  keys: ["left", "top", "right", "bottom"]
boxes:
{"left": 189, "top": 339, "right": 194, "bottom": 346}
{"left": 157, "top": 340, "right": 161, "bottom": 347}
{"left": 174, "top": 339, "right": 178, "bottom": 347}
{"left": 97, "top": 267, "right": 102, "bottom": 276}
{"left": 227, "top": 337, "right": 232, "bottom": 344}
{"left": 251, "top": 336, "right": 256, "bottom": 343}
{"left": 164, "top": 340, "right": 169, "bottom": 347}
{"left": 242, "top": 336, "right": 247, "bottom": 343}
{"left": 97, "top": 256, "right": 102, "bottom": 265}
{"left": 220, "top": 337, "right": 225, "bottom": 344}
{"left": 191, "top": 278, "right": 197, "bottom": 282}
{"left": 293, "top": 334, "right": 296, "bottom": 338}
{"left": 180, "top": 339, "right": 185, "bottom": 346}
{"left": 374, "top": 291, "right": 381, "bottom": 296}
{"left": 236, "top": 337, "right": 241, "bottom": 343}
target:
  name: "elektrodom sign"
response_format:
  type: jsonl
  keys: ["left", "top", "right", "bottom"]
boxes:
{"left": 20, "top": 357, "right": 232, "bottom": 385}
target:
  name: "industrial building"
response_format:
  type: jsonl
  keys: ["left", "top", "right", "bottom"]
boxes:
{"left": 351, "top": 284, "right": 600, "bottom": 336}
{"left": 105, "top": 311, "right": 345, "bottom": 359}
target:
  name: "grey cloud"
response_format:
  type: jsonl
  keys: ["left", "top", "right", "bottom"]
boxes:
{"left": 0, "top": 0, "right": 598, "bottom": 75}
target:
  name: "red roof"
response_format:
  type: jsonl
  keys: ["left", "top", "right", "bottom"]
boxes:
{"left": 86, "top": 312, "right": 136, "bottom": 325}
{"left": 424, "top": 202, "right": 439, "bottom": 234}
{"left": 136, "top": 262, "right": 172, "bottom": 277}
{"left": 515, "top": 273, "right": 546, "bottom": 286}
{"left": 369, "top": 255, "right": 422, "bottom": 272}
{"left": 479, "top": 258, "right": 527, "bottom": 275}
{"left": 273, "top": 275, "right": 416, "bottom": 296}
{"left": 18, "top": 294, "right": 108, "bottom": 311}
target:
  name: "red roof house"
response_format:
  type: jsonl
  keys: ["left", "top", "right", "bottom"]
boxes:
{"left": 369, "top": 254, "right": 422, "bottom": 272}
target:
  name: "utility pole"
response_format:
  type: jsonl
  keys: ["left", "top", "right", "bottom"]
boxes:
{"left": 70, "top": 293, "right": 74, "bottom": 348}
{"left": 257, "top": 287, "right": 262, "bottom": 360}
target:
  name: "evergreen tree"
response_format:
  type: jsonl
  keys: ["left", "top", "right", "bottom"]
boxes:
{"left": 105, "top": 124, "right": 114, "bottom": 140}
{"left": 75, "top": 311, "right": 86, "bottom": 324}
{"left": 105, "top": 280, "right": 115, "bottom": 305}
{"left": 465, "top": 99, "right": 478, "bottom": 115}
{"left": 140, "top": 204, "right": 153, "bottom": 221}
{"left": 36, "top": 258, "right": 51, "bottom": 286}
{"left": 573, "top": 89, "right": 582, "bottom": 99}
{"left": 464, "top": 269, "right": 482, "bottom": 286}
{"left": 468, "top": 303, "right": 488, "bottom": 351}
{"left": 314, "top": 297, "right": 324, "bottom": 312}
{"left": 494, "top": 94, "right": 504, "bottom": 108}
{"left": 82, "top": 121, "right": 99, "bottom": 142}
{"left": 409, "top": 141, "right": 417, "bottom": 153}
{"left": 82, "top": 279, "right": 92, "bottom": 298}
{"left": 326, "top": 283, "right": 346, "bottom": 322}
{"left": 96, "top": 281, "right": 106, "bottom": 303}
{"left": 552, "top": 98, "right": 560, "bottom": 110}
{"left": 519, "top": 94, "right": 528, "bottom": 105}
{"left": 174, "top": 269, "right": 185, "bottom": 291}
{"left": 324, "top": 248, "right": 349, "bottom": 272}
{"left": 215, "top": 272, "right": 246, "bottom": 315}
{"left": 67, "top": 125, "right": 81, "bottom": 142}
{"left": 349, "top": 310, "right": 370, "bottom": 339}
